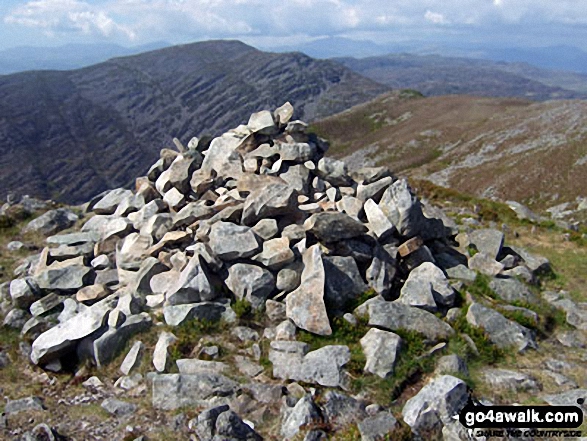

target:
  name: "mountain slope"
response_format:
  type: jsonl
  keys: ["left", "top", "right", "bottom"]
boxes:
{"left": 312, "top": 92, "right": 587, "bottom": 208}
{"left": 336, "top": 54, "right": 587, "bottom": 100}
{"left": 0, "top": 40, "right": 389, "bottom": 203}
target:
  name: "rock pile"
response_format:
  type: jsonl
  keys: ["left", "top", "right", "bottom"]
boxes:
{"left": 1, "top": 103, "right": 576, "bottom": 440}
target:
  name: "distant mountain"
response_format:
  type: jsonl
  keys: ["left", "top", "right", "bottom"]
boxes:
{"left": 0, "top": 40, "right": 389, "bottom": 203}
{"left": 0, "top": 42, "right": 170, "bottom": 75}
{"left": 271, "top": 37, "right": 388, "bottom": 59}
{"left": 335, "top": 53, "right": 587, "bottom": 100}
{"left": 312, "top": 92, "right": 587, "bottom": 208}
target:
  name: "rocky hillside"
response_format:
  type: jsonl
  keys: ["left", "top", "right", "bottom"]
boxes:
{"left": 0, "top": 40, "right": 388, "bottom": 205}
{"left": 336, "top": 54, "right": 587, "bottom": 100}
{"left": 312, "top": 91, "right": 587, "bottom": 211}
{"left": 0, "top": 104, "right": 586, "bottom": 440}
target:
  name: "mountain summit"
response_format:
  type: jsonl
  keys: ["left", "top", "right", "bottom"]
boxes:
{"left": 0, "top": 40, "right": 388, "bottom": 204}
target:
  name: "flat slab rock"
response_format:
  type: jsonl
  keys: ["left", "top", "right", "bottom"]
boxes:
{"left": 152, "top": 373, "right": 239, "bottom": 410}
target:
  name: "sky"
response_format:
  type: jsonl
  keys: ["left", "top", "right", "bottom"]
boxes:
{"left": 1, "top": 0, "right": 587, "bottom": 52}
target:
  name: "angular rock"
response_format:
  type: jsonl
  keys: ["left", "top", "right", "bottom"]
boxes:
{"left": 402, "top": 375, "right": 468, "bottom": 435}
{"left": 252, "top": 218, "right": 279, "bottom": 241}
{"left": 322, "top": 391, "right": 367, "bottom": 429}
{"left": 152, "top": 373, "right": 239, "bottom": 410}
{"left": 510, "top": 246, "right": 551, "bottom": 275}
{"left": 469, "top": 229, "right": 504, "bottom": 260}
{"left": 323, "top": 255, "right": 368, "bottom": 310}
{"left": 482, "top": 368, "right": 541, "bottom": 392}
{"left": 140, "top": 213, "right": 173, "bottom": 241}
{"left": 398, "top": 262, "right": 455, "bottom": 311}
{"left": 225, "top": 263, "right": 275, "bottom": 309}
{"left": 304, "top": 212, "right": 368, "bottom": 243}
{"left": 364, "top": 199, "right": 394, "bottom": 239}
{"left": 253, "top": 237, "right": 295, "bottom": 270}
{"left": 366, "top": 246, "right": 397, "bottom": 297}
{"left": 24, "top": 208, "right": 78, "bottom": 236}
{"left": 468, "top": 252, "right": 504, "bottom": 276}
{"left": 10, "top": 278, "right": 40, "bottom": 309}
{"left": 241, "top": 181, "right": 298, "bottom": 226}
{"left": 163, "top": 302, "right": 231, "bottom": 327}
{"left": 466, "top": 302, "right": 537, "bottom": 352}
{"left": 489, "top": 277, "right": 539, "bottom": 304}
{"left": 368, "top": 301, "right": 454, "bottom": 342}
{"left": 214, "top": 409, "right": 263, "bottom": 441}
{"left": 316, "top": 157, "right": 350, "bottom": 186}
{"left": 358, "top": 412, "right": 398, "bottom": 441}
{"left": 120, "top": 340, "right": 144, "bottom": 375}
{"left": 92, "top": 189, "right": 133, "bottom": 215}
{"left": 360, "top": 328, "right": 402, "bottom": 378}
{"left": 153, "top": 331, "right": 177, "bottom": 373}
{"left": 116, "top": 233, "right": 153, "bottom": 271}
{"left": 281, "top": 395, "right": 322, "bottom": 439}
{"left": 436, "top": 354, "right": 469, "bottom": 376}
{"left": 29, "top": 293, "right": 62, "bottom": 317}
{"left": 5, "top": 396, "right": 45, "bottom": 415}
{"left": 76, "top": 284, "right": 110, "bottom": 303}
{"left": 101, "top": 398, "right": 137, "bottom": 417}
{"left": 276, "top": 263, "right": 302, "bottom": 293}
{"left": 208, "top": 222, "right": 260, "bottom": 260}
{"left": 286, "top": 245, "right": 332, "bottom": 336}
{"left": 166, "top": 255, "right": 215, "bottom": 305}
{"left": 35, "top": 258, "right": 92, "bottom": 291}
{"left": 30, "top": 295, "right": 117, "bottom": 365}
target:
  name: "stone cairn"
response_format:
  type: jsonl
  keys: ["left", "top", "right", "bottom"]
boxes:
{"left": 3, "top": 103, "right": 556, "bottom": 439}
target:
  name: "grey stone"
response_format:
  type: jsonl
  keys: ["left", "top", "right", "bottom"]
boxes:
{"left": 48, "top": 242, "right": 93, "bottom": 261}
{"left": 248, "top": 110, "right": 277, "bottom": 134}
{"left": 360, "top": 328, "right": 403, "bottom": 378}
{"left": 5, "top": 396, "right": 45, "bottom": 414}
{"left": 163, "top": 302, "right": 230, "bottom": 327}
{"left": 130, "top": 257, "right": 168, "bottom": 297}
{"left": 281, "top": 395, "right": 323, "bottom": 439}
{"left": 166, "top": 255, "right": 216, "bottom": 305}
{"left": 503, "top": 265, "right": 536, "bottom": 284}
{"left": 510, "top": 246, "right": 551, "bottom": 274}
{"left": 468, "top": 252, "right": 504, "bottom": 277}
{"left": 266, "top": 299, "right": 287, "bottom": 322}
{"left": 398, "top": 262, "right": 455, "bottom": 311}
{"left": 177, "top": 359, "right": 228, "bottom": 374}
{"left": 232, "top": 326, "right": 260, "bottom": 342}
{"left": 29, "top": 293, "right": 62, "bottom": 317}
{"left": 489, "top": 277, "right": 539, "bottom": 304}
{"left": 316, "top": 157, "right": 351, "bottom": 186}
{"left": 114, "top": 373, "right": 143, "bottom": 390}
{"left": 436, "top": 354, "right": 469, "bottom": 376}
{"left": 241, "top": 181, "right": 298, "bottom": 226}
{"left": 466, "top": 302, "right": 537, "bottom": 352}
{"left": 482, "top": 368, "right": 541, "bottom": 392}
{"left": 281, "top": 164, "right": 311, "bottom": 193}
{"left": 380, "top": 179, "right": 445, "bottom": 240}
{"left": 270, "top": 342, "right": 350, "bottom": 387}
{"left": 3, "top": 308, "right": 29, "bottom": 329}
{"left": 366, "top": 247, "right": 397, "bottom": 297}
{"left": 253, "top": 237, "right": 295, "bottom": 270}
{"left": 92, "top": 189, "right": 133, "bottom": 214}
{"left": 116, "top": 233, "right": 153, "bottom": 271}
{"left": 225, "top": 263, "right": 275, "bottom": 309}
{"left": 10, "top": 278, "right": 40, "bottom": 309}
{"left": 24, "top": 208, "right": 78, "bottom": 236}
{"left": 357, "top": 176, "right": 394, "bottom": 202}
{"left": 47, "top": 231, "right": 99, "bottom": 247}
{"left": 173, "top": 202, "right": 214, "bottom": 229}
{"left": 153, "top": 331, "right": 177, "bottom": 372}
{"left": 286, "top": 245, "right": 331, "bottom": 336}
{"left": 358, "top": 411, "right": 398, "bottom": 441}
{"left": 235, "top": 356, "right": 264, "bottom": 377}
{"left": 6, "top": 241, "right": 25, "bottom": 251}
{"left": 276, "top": 264, "right": 302, "bottom": 293}
{"left": 322, "top": 391, "right": 367, "bottom": 429}
{"left": 128, "top": 199, "right": 167, "bottom": 230}
{"left": 323, "top": 255, "right": 368, "bottom": 311}
{"left": 364, "top": 199, "right": 394, "bottom": 239}
{"left": 101, "top": 398, "right": 137, "bottom": 417}
{"left": 469, "top": 229, "right": 504, "bottom": 260}
{"left": 402, "top": 375, "right": 468, "bottom": 435}
{"left": 140, "top": 213, "right": 173, "bottom": 241}
{"left": 335, "top": 196, "right": 364, "bottom": 220}
{"left": 193, "top": 405, "right": 230, "bottom": 440}
{"left": 214, "top": 409, "right": 263, "bottom": 440}
{"left": 252, "top": 219, "right": 279, "bottom": 241}
{"left": 208, "top": 222, "right": 261, "bottom": 260}
{"left": 90, "top": 255, "right": 110, "bottom": 270}
{"left": 282, "top": 224, "right": 306, "bottom": 242}
{"left": 30, "top": 295, "right": 117, "bottom": 365}
{"left": 120, "top": 341, "right": 144, "bottom": 375}
{"left": 94, "top": 269, "right": 119, "bottom": 287}
{"left": 35, "top": 258, "right": 92, "bottom": 291}
{"left": 89, "top": 313, "right": 151, "bottom": 367}
{"left": 304, "top": 212, "right": 368, "bottom": 243}
{"left": 507, "top": 201, "right": 540, "bottom": 222}
{"left": 152, "top": 373, "right": 239, "bottom": 410}
{"left": 76, "top": 284, "right": 110, "bottom": 303}
{"left": 367, "top": 301, "right": 454, "bottom": 342}
{"left": 274, "top": 102, "right": 294, "bottom": 125}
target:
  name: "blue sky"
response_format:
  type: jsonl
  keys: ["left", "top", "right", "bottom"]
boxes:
{"left": 1, "top": 0, "right": 587, "bottom": 52}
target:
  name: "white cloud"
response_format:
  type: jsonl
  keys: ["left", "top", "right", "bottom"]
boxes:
{"left": 424, "top": 10, "right": 448, "bottom": 25}
{"left": 5, "top": 0, "right": 136, "bottom": 39}
{"left": 3, "top": 0, "right": 587, "bottom": 48}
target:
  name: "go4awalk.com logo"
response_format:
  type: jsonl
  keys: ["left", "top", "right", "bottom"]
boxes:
{"left": 455, "top": 395, "right": 584, "bottom": 438}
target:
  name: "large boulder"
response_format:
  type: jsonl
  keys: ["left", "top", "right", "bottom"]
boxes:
{"left": 225, "top": 263, "right": 275, "bottom": 309}
{"left": 402, "top": 375, "right": 468, "bottom": 435}
{"left": 323, "top": 255, "right": 368, "bottom": 310}
{"left": 24, "top": 208, "right": 78, "bottom": 236}
{"left": 30, "top": 295, "right": 117, "bottom": 365}
{"left": 286, "top": 245, "right": 331, "bottom": 336}
{"left": 466, "top": 302, "right": 537, "bottom": 352}
{"left": 165, "top": 255, "right": 216, "bottom": 305}
{"left": 360, "top": 328, "right": 403, "bottom": 378}
{"left": 397, "top": 262, "right": 455, "bottom": 311}
{"left": 35, "top": 258, "right": 92, "bottom": 291}
{"left": 208, "top": 222, "right": 260, "bottom": 261}
{"left": 304, "top": 212, "right": 368, "bottom": 243}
